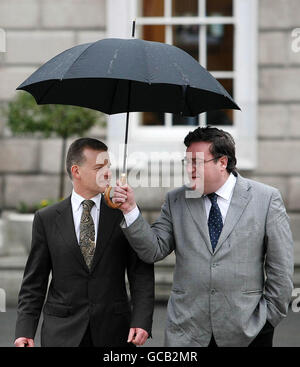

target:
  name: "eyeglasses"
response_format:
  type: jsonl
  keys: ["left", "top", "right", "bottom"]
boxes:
{"left": 181, "top": 156, "right": 221, "bottom": 167}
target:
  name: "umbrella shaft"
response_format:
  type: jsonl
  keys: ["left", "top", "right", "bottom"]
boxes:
{"left": 122, "top": 115, "right": 129, "bottom": 172}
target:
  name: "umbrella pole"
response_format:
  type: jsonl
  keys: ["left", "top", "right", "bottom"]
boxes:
{"left": 104, "top": 20, "right": 135, "bottom": 207}
{"left": 121, "top": 20, "right": 135, "bottom": 185}
{"left": 121, "top": 80, "right": 132, "bottom": 178}
{"left": 104, "top": 81, "right": 131, "bottom": 207}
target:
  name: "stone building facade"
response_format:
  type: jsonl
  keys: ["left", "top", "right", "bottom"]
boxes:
{"left": 0, "top": 0, "right": 299, "bottom": 298}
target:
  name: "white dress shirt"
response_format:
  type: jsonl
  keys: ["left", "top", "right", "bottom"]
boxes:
{"left": 71, "top": 189, "right": 101, "bottom": 244}
{"left": 124, "top": 173, "right": 237, "bottom": 227}
{"left": 203, "top": 173, "right": 237, "bottom": 222}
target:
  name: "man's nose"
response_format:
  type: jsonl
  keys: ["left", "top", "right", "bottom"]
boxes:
{"left": 105, "top": 168, "right": 112, "bottom": 179}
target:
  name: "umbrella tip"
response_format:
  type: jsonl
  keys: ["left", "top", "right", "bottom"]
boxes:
{"left": 132, "top": 20, "right": 136, "bottom": 38}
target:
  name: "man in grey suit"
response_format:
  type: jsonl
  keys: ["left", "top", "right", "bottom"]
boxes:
{"left": 113, "top": 126, "right": 294, "bottom": 347}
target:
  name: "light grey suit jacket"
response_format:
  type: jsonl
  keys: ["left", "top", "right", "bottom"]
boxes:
{"left": 121, "top": 174, "right": 294, "bottom": 347}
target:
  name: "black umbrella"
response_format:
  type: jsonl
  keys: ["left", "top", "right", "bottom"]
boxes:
{"left": 17, "top": 28, "right": 240, "bottom": 208}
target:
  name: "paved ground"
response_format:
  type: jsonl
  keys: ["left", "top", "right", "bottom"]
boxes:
{"left": 1, "top": 304, "right": 299, "bottom": 347}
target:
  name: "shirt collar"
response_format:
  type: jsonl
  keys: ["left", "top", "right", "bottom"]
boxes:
{"left": 215, "top": 172, "right": 237, "bottom": 201}
{"left": 71, "top": 189, "right": 102, "bottom": 212}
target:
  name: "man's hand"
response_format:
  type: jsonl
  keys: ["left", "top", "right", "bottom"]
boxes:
{"left": 113, "top": 180, "right": 137, "bottom": 214}
{"left": 127, "top": 328, "right": 149, "bottom": 346}
{"left": 14, "top": 337, "right": 34, "bottom": 347}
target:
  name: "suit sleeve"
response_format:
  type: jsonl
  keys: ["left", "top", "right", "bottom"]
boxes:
{"left": 121, "top": 192, "right": 175, "bottom": 263}
{"left": 264, "top": 189, "right": 294, "bottom": 327}
{"left": 125, "top": 239, "right": 155, "bottom": 337}
{"left": 15, "top": 211, "right": 52, "bottom": 340}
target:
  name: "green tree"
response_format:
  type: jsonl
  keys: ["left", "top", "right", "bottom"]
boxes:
{"left": 5, "top": 92, "right": 105, "bottom": 199}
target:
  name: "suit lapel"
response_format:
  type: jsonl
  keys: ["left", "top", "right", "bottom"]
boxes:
{"left": 213, "top": 175, "right": 252, "bottom": 255}
{"left": 90, "top": 195, "right": 122, "bottom": 272}
{"left": 184, "top": 188, "right": 213, "bottom": 255}
{"left": 55, "top": 196, "right": 90, "bottom": 272}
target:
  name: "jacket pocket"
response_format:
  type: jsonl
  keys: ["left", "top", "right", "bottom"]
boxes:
{"left": 43, "top": 303, "right": 72, "bottom": 317}
{"left": 171, "top": 288, "right": 186, "bottom": 295}
{"left": 114, "top": 301, "right": 131, "bottom": 314}
{"left": 242, "top": 290, "right": 263, "bottom": 295}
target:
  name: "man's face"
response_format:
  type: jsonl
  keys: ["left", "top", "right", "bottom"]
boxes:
{"left": 186, "top": 141, "right": 226, "bottom": 194}
{"left": 74, "top": 148, "right": 111, "bottom": 194}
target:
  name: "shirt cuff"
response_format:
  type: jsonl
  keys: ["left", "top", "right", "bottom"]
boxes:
{"left": 123, "top": 206, "right": 140, "bottom": 227}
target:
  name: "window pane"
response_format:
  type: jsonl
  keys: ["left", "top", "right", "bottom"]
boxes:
{"left": 173, "top": 25, "right": 199, "bottom": 61}
{"left": 172, "top": 0, "right": 198, "bottom": 16}
{"left": 207, "top": 24, "right": 233, "bottom": 71}
{"left": 142, "top": 25, "right": 165, "bottom": 43}
{"left": 206, "top": 79, "right": 234, "bottom": 126}
{"left": 142, "top": 112, "right": 165, "bottom": 126}
{"left": 172, "top": 114, "right": 198, "bottom": 126}
{"left": 206, "top": 0, "right": 233, "bottom": 16}
{"left": 142, "top": 0, "right": 164, "bottom": 17}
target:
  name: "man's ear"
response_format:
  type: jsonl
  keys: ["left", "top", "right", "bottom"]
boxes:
{"left": 219, "top": 155, "right": 228, "bottom": 169}
{"left": 71, "top": 165, "right": 80, "bottom": 180}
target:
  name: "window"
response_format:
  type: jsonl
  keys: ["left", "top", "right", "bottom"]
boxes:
{"left": 107, "top": 0, "right": 258, "bottom": 170}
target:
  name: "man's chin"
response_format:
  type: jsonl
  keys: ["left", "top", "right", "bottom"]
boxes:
{"left": 188, "top": 178, "right": 204, "bottom": 193}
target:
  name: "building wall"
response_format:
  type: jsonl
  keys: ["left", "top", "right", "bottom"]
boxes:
{"left": 254, "top": 0, "right": 300, "bottom": 265}
{"left": 0, "top": 0, "right": 299, "bottom": 260}
{"left": 0, "top": 0, "right": 107, "bottom": 208}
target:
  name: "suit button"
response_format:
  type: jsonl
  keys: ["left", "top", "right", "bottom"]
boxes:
{"left": 212, "top": 263, "right": 217, "bottom": 268}
{"left": 211, "top": 289, "right": 216, "bottom": 295}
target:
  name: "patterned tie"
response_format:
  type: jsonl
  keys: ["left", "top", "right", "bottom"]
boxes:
{"left": 207, "top": 193, "right": 223, "bottom": 251}
{"left": 79, "top": 200, "right": 95, "bottom": 270}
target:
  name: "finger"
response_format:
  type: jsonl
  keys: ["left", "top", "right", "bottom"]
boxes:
{"left": 137, "top": 330, "right": 148, "bottom": 346}
{"left": 112, "top": 197, "right": 126, "bottom": 204}
{"left": 27, "top": 339, "right": 34, "bottom": 347}
{"left": 132, "top": 330, "right": 144, "bottom": 346}
{"left": 113, "top": 192, "right": 127, "bottom": 200}
{"left": 114, "top": 187, "right": 127, "bottom": 196}
{"left": 140, "top": 336, "right": 148, "bottom": 346}
{"left": 120, "top": 183, "right": 129, "bottom": 190}
{"left": 127, "top": 328, "right": 136, "bottom": 343}
{"left": 117, "top": 180, "right": 128, "bottom": 190}
{"left": 14, "top": 338, "right": 26, "bottom": 347}
{"left": 140, "top": 332, "right": 148, "bottom": 345}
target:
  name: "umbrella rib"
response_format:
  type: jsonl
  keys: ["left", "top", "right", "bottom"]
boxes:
{"left": 143, "top": 41, "right": 151, "bottom": 84}
{"left": 60, "top": 42, "right": 96, "bottom": 80}
{"left": 37, "top": 42, "right": 96, "bottom": 105}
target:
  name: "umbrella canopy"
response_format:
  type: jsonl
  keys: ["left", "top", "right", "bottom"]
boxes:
{"left": 17, "top": 38, "right": 240, "bottom": 116}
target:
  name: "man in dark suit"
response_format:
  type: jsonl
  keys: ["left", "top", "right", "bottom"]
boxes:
{"left": 14, "top": 138, "right": 154, "bottom": 347}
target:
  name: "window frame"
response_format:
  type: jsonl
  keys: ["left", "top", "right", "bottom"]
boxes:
{"left": 106, "top": 0, "right": 258, "bottom": 170}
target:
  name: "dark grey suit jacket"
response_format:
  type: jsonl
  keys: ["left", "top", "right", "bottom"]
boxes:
{"left": 15, "top": 195, "right": 154, "bottom": 347}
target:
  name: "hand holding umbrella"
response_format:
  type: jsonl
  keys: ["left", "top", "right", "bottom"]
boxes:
{"left": 17, "top": 21, "right": 240, "bottom": 208}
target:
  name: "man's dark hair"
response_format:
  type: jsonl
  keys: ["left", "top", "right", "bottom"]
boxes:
{"left": 184, "top": 126, "right": 237, "bottom": 174}
{"left": 66, "top": 137, "right": 108, "bottom": 180}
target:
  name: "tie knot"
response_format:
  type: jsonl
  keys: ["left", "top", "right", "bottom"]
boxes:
{"left": 207, "top": 192, "right": 218, "bottom": 204}
{"left": 82, "top": 200, "right": 95, "bottom": 212}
